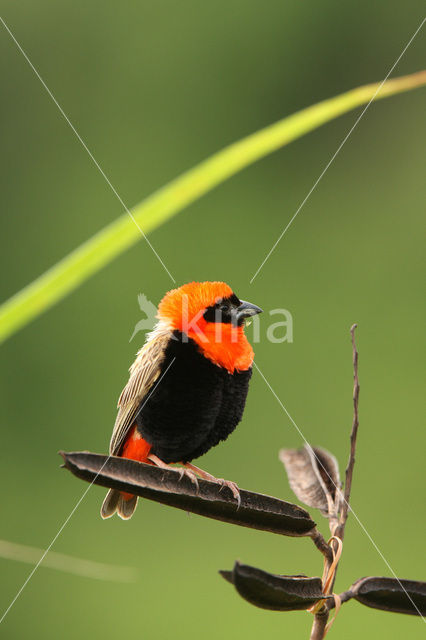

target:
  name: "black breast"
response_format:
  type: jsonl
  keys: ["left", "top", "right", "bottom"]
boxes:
{"left": 135, "top": 331, "right": 252, "bottom": 463}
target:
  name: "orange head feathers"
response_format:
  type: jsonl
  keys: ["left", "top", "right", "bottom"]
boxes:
{"left": 157, "top": 281, "right": 262, "bottom": 373}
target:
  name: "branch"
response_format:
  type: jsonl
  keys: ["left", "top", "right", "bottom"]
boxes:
{"left": 310, "top": 606, "right": 329, "bottom": 640}
{"left": 310, "top": 324, "right": 360, "bottom": 638}
{"left": 336, "top": 323, "right": 360, "bottom": 539}
{"left": 330, "top": 590, "right": 354, "bottom": 607}
{"left": 310, "top": 528, "right": 334, "bottom": 563}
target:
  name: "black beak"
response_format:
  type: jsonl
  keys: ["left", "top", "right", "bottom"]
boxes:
{"left": 236, "top": 300, "right": 263, "bottom": 321}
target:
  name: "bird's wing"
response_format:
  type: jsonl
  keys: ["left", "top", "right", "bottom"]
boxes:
{"left": 109, "top": 326, "right": 171, "bottom": 455}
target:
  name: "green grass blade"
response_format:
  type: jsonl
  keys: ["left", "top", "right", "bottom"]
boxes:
{"left": 1, "top": 70, "right": 425, "bottom": 344}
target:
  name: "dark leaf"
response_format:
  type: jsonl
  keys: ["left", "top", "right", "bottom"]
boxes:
{"left": 61, "top": 451, "right": 316, "bottom": 536}
{"left": 351, "top": 576, "right": 426, "bottom": 616}
{"left": 220, "top": 562, "right": 327, "bottom": 611}
{"left": 279, "top": 445, "right": 342, "bottom": 516}
{"left": 220, "top": 570, "right": 234, "bottom": 585}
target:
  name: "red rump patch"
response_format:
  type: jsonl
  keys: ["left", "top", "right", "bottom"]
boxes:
{"left": 121, "top": 425, "right": 152, "bottom": 500}
{"left": 122, "top": 425, "right": 151, "bottom": 462}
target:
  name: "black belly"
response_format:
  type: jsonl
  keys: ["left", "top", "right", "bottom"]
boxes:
{"left": 135, "top": 331, "right": 252, "bottom": 463}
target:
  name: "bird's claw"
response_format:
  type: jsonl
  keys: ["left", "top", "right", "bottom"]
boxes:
{"left": 179, "top": 468, "right": 199, "bottom": 492}
{"left": 177, "top": 468, "right": 185, "bottom": 481}
{"left": 217, "top": 478, "right": 241, "bottom": 508}
{"left": 148, "top": 455, "right": 199, "bottom": 492}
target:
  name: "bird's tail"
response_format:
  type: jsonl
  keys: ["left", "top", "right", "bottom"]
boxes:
{"left": 100, "top": 489, "right": 138, "bottom": 520}
{"left": 101, "top": 426, "right": 151, "bottom": 520}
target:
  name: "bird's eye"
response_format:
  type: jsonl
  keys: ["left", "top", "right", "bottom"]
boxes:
{"left": 203, "top": 297, "right": 236, "bottom": 323}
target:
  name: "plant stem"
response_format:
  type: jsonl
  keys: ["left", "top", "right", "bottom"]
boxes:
{"left": 310, "top": 325, "right": 360, "bottom": 639}
{"left": 310, "top": 607, "right": 329, "bottom": 640}
{"left": 328, "top": 590, "right": 354, "bottom": 608}
{"left": 335, "top": 323, "right": 360, "bottom": 540}
{"left": 310, "top": 529, "right": 333, "bottom": 562}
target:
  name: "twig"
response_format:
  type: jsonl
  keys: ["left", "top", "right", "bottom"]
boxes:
{"left": 310, "top": 324, "right": 360, "bottom": 638}
{"left": 310, "top": 529, "right": 334, "bottom": 563}
{"left": 327, "top": 590, "right": 354, "bottom": 608}
{"left": 336, "top": 323, "right": 360, "bottom": 539}
{"left": 310, "top": 606, "right": 329, "bottom": 640}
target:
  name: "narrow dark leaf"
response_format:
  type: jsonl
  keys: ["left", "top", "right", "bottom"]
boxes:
{"left": 220, "top": 562, "right": 326, "bottom": 611}
{"left": 61, "top": 451, "right": 316, "bottom": 536}
{"left": 351, "top": 576, "right": 426, "bottom": 616}
{"left": 279, "top": 445, "right": 342, "bottom": 515}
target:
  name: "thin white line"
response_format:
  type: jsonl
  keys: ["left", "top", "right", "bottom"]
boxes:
{"left": 253, "top": 361, "right": 425, "bottom": 620}
{"left": 0, "top": 16, "right": 176, "bottom": 284}
{"left": 114, "top": 357, "right": 176, "bottom": 454}
{"left": 0, "top": 357, "right": 176, "bottom": 624}
{"left": 250, "top": 16, "right": 426, "bottom": 283}
{"left": 0, "top": 481, "right": 99, "bottom": 625}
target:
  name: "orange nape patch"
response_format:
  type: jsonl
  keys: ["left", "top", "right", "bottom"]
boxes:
{"left": 120, "top": 425, "right": 152, "bottom": 501}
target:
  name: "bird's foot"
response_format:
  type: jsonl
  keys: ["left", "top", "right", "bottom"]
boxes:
{"left": 148, "top": 454, "right": 199, "bottom": 490}
{"left": 178, "top": 468, "right": 199, "bottom": 490}
{"left": 183, "top": 463, "right": 241, "bottom": 508}
{"left": 216, "top": 479, "right": 241, "bottom": 506}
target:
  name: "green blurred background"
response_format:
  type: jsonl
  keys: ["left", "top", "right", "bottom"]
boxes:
{"left": 1, "top": 2, "right": 425, "bottom": 638}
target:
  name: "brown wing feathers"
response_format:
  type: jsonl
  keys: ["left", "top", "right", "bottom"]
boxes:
{"left": 108, "top": 325, "right": 171, "bottom": 456}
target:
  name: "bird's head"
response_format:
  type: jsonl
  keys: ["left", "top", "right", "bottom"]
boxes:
{"left": 157, "top": 281, "right": 262, "bottom": 372}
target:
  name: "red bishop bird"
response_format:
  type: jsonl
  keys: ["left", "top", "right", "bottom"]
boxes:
{"left": 101, "top": 281, "right": 262, "bottom": 519}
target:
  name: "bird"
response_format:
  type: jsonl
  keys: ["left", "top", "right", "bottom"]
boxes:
{"left": 101, "top": 281, "right": 262, "bottom": 519}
